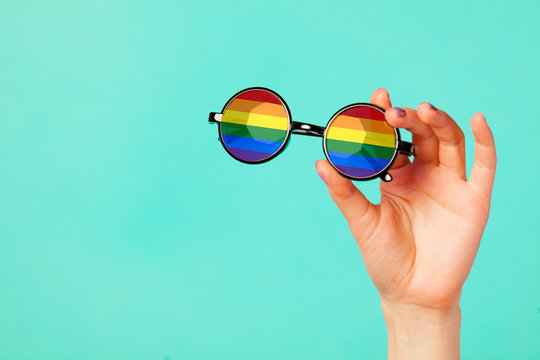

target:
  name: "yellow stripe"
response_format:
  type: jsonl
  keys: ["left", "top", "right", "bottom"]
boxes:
{"left": 222, "top": 110, "right": 289, "bottom": 131}
{"left": 327, "top": 126, "right": 395, "bottom": 148}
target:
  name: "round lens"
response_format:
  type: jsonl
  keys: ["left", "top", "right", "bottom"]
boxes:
{"left": 219, "top": 89, "right": 291, "bottom": 163}
{"left": 324, "top": 105, "right": 397, "bottom": 179}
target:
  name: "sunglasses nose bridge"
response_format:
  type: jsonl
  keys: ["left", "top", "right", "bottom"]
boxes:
{"left": 291, "top": 121, "right": 325, "bottom": 137}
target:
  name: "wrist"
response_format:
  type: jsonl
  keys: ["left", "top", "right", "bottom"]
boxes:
{"left": 381, "top": 299, "right": 461, "bottom": 360}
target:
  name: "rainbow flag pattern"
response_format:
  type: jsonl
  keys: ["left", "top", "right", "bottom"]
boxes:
{"left": 220, "top": 89, "right": 290, "bottom": 162}
{"left": 325, "top": 105, "right": 396, "bottom": 178}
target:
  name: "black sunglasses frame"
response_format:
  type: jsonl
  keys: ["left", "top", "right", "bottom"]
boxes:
{"left": 209, "top": 87, "right": 415, "bottom": 182}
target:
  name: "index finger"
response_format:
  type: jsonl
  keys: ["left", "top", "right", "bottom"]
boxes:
{"left": 369, "top": 88, "right": 410, "bottom": 169}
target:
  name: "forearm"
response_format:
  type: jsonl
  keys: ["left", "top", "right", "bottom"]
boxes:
{"left": 381, "top": 300, "right": 461, "bottom": 360}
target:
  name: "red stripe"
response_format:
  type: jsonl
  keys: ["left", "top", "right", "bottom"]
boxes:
{"left": 341, "top": 106, "right": 386, "bottom": 121}
{"left": 235, "top": 89, "right": 284, "bottom": 105}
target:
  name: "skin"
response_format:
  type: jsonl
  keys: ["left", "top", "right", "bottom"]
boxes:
{"left": 315, "top": 88, "right": 497, "bottom": 359}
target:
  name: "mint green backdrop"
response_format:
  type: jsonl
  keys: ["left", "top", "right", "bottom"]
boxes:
{"left": 1, "top": 0, "right": 538, "bottom": 359}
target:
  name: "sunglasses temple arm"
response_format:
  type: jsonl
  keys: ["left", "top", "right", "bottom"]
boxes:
{"left": 209, "top": 112, "right": 222, "bottom": 123}
{"left": 291, "top": 121, "right": 325, "bottom": 137}
{"left": 397, "top": 140, "right": 416, "bottom": 156}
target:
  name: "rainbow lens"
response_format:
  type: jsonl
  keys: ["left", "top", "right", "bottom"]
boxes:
{"left": 219, "top": 89, "right": 291, "bottom": 163}
{"left": 324, "top": 105, "right": 397, "bottom": 179}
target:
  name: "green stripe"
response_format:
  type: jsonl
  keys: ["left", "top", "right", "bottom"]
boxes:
{"left": 326, "top": 139, "right": 395, "bottom": 159}
{"left": 221, "top": 122, "right": 288, "bottom": 142}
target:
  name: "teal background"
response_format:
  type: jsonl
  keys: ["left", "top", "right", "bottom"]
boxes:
{"left": 1, "top": 0, "right": 539, "bottom": 358}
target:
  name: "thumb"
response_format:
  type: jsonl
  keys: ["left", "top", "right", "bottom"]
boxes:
{"left": 315, "top": 160, "right": 376, "bottom": 233}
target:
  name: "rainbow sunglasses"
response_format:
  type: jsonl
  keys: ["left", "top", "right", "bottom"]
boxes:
{"left": 209, "top": 87, "right": 415, "bottom": 182}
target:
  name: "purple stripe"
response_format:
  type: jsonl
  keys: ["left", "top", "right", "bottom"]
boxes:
{"left": 229, "top": 147, "right": 273, "bottom": 162}
{"left": 335, "top": 165, "right": 380, "bottom": 178}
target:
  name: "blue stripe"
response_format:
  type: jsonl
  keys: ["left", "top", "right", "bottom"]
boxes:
{"left": 328, "top": 151, "right": 391, "bottom": 171}
{"left": 222, "top": 134, "right": 283, "bottom": 154}
{"left": 335, "top": 165, "right": 379, "bottom": 178}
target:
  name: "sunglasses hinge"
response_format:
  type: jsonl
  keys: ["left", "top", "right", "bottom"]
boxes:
{"left": 209, "top": 112, "right": 222, "bottom": 123}
{"left": 397, "top": 141, "right": 415, "bottom": 156}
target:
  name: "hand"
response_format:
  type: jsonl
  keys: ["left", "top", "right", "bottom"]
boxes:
{"left": 315, "top": 88, "right": 496, "bottom": 359}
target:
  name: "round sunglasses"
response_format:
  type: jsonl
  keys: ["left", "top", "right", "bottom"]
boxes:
{"left": 208, "top": 87, "right": 415, "bottom": 182}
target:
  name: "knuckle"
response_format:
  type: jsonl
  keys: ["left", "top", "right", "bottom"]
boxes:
{"left": 455, "top": 129, "right": 466, "bottom": 143}
{"left": 330, "top": 182, "right": 356, "bottom": 201}
{"left": 442, "top": 127, "right": 465, "bottom": 146}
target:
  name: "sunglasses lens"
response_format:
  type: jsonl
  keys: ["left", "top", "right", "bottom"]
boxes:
{"left": 220, "top": 89, "right": 290, "bottom": 163}
{"left": 325, "top": 105, "right": 397, "bottom": 179}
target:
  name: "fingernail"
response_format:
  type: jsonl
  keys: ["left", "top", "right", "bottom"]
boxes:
{"left": 316, "top": 168, "right": 327, "bottom": 184}
{"left": 427, "top": 102, "right": 437, "bottom": 111}
{"left": 390, "top": 107, "right": 406, "bottom": 117}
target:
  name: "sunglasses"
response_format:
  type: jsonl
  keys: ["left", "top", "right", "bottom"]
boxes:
{"left": 208, "top": 87, "right": 415, "bottom": 182}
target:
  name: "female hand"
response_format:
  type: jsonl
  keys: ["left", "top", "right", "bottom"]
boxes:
{"left": 315, "top": 88, "right": 496, "bottom": 359}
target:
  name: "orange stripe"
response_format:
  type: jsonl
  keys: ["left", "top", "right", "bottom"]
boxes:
{"left": 226, "top": 99, "right": 288, "bottom": 118}
{"left": 331, "top": 115, "right": 394, "bottom": 134}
